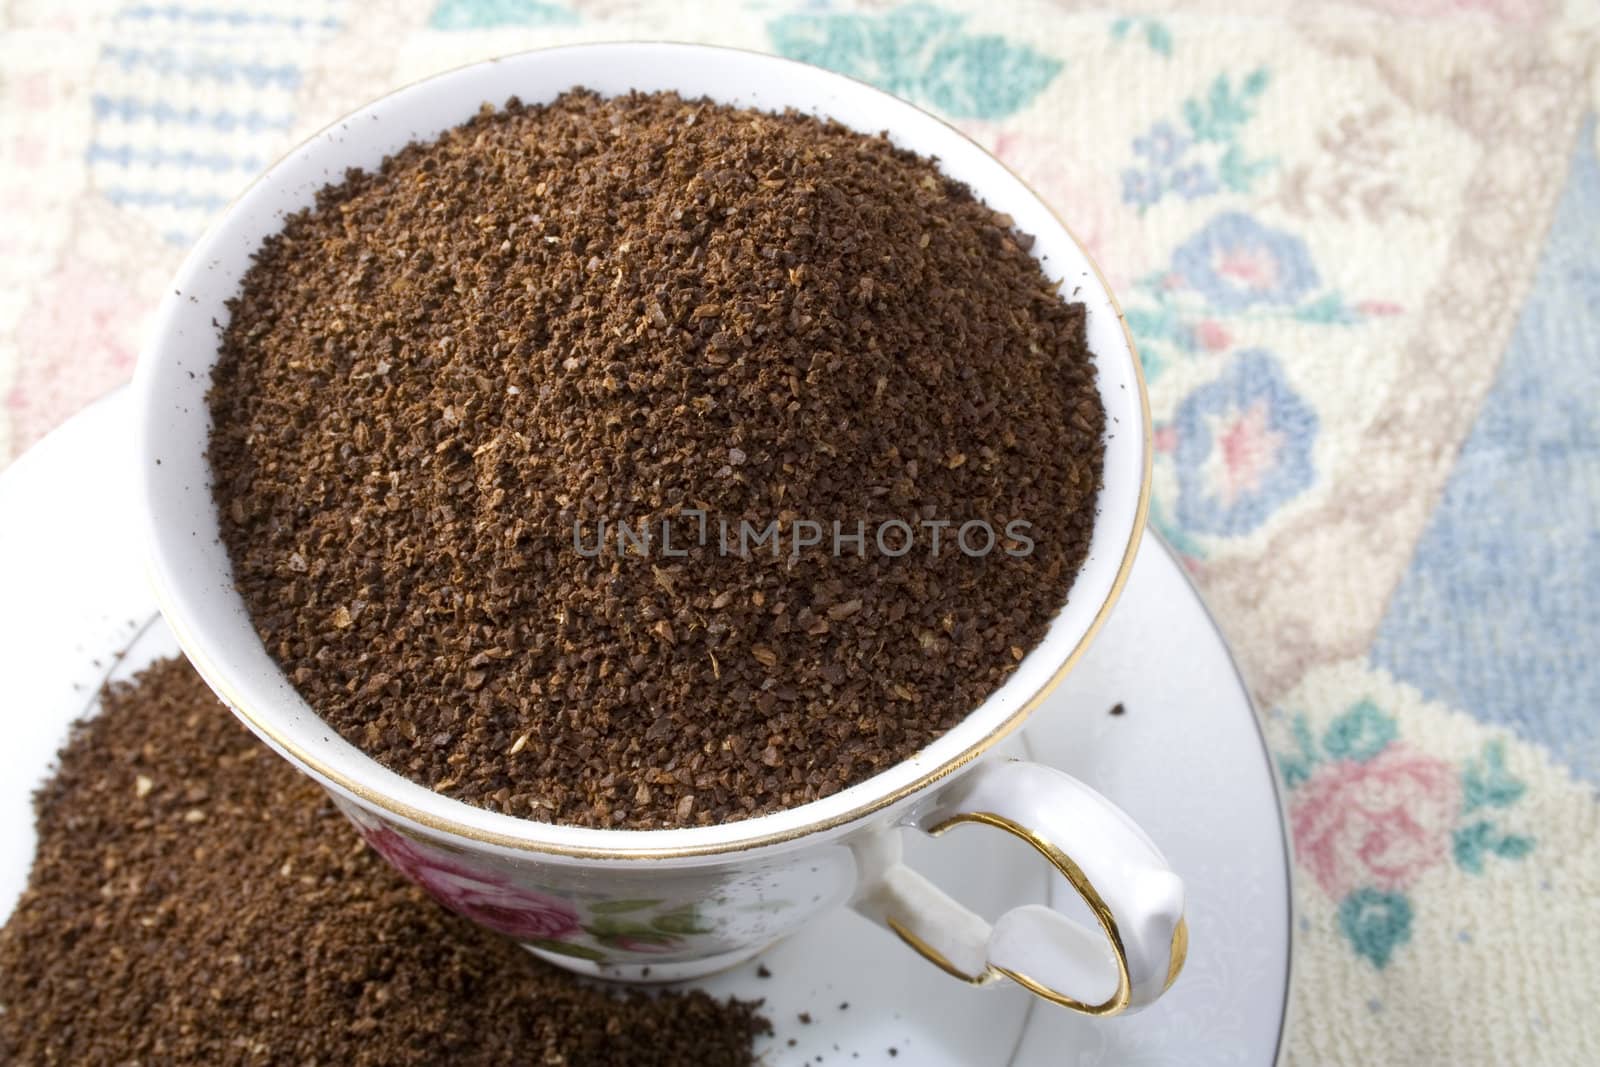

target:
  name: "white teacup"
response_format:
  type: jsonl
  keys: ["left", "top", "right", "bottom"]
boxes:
{"left": 133, "top": 42, "right": 1183, "bottom": 1016}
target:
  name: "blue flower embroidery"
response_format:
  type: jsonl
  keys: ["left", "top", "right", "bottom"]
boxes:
{"left": 1172, "top": 349, "right": 1317, "bottom": 536}
{"left": 1121, "top": 169, "right": 1162, "bottom": 209}
{"left": 1118, "top": 70, "right": 1271, "bottom": 210}
{"left": 1171, "top": 212, "right": 1319, "bottom": 311}
{"left": 1169, "top": 163, "right": 1219, "bottom": 200}
{"left": 1133, "top": 121, "right": 1189, "bottom": 167}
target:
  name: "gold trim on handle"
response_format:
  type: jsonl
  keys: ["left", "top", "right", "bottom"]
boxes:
{"left": 885, "top": 917, "right": 999, "bottom": 986}
{"left": 888, "top": 810, "right": 1163, "bottom": 1016}
{"left": 1165, "top": 916, "right": 1189, "bottom": 994}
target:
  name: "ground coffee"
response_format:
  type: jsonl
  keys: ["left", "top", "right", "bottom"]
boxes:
{"left": 208, "top": 89, "right": 1105, "bottom": 829}
{"left": 0, "top": 656, "right": 769, "bottom": 1065}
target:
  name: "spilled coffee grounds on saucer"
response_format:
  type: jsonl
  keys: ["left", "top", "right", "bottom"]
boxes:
{"left": 208, "top": 89, "right": 1105, "bottom": 829}
{"left": 0, "top": 656, "right": 768, "bottom": 1065}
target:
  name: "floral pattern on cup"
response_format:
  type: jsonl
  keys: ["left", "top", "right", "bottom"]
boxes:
{"left": 354, "top": 820, "right": 582, "bottom": 942}
{"left": 342, "top": 809, "right": 719, "bottom": 964}
{"left": 1279, "top": 699, "right": 1534, "bottom": 968}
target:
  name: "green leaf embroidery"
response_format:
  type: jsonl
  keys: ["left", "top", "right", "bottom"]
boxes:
{"left": 1183, "top": 70, "right": 1270, "bottom": 144}
{"left": 1339, "top": 888, "right": 1412, "bottom": 969}
{"left": 1217, "top": 143, "right": 1273, "bottom": 194}
{"left": 1145, "top": 22, "right": 1173, "bottom": 57}
{"left": 1453, "top": 820, "right": 1535, "bottom": 874}
{"left": 1147, "top": 494, "right": 1205, "bottom": 560}
{"left": 1277, "top": 712, "right": 1320, "bottom": 788}
{"left": 1124, "top": 306, "right": 1176, "bottom": 342}
{"left": 1495, "top": 835, "right": 1534, "bottom": 860}
{"left": 1125, "top": 65, "right": 1269, "bottom": 210}
{"left": 1207, "top": 77, "right": 1239, "bottom": 135}
{"left": 1293, "top": 293, "right": 1356, "bottom": 325}
{"left": 1323, "top": 699, "right": 1396, "bottom": 763}
{"left": 924, "top": 36, "right": 1063, "bottom": 121}
{"left": 428, "top": 0, "right": 578, "bottom": 30}
{"left": 770, "top": 4, "right": 1062, "bottom": 120}
{"left": 1136, "top": 340, "right": 1167, "bottom": 382}
{"left": 1462, "top": 741, "right": 1526, "bottom": 813}
{"left": 1109, "top": 16, "right": 1171, "bottom": 55}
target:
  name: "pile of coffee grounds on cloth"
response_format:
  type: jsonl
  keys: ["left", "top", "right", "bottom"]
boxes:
{"left": 208, "top": 89, "right": 1106, "bottom": 829}
{"left": 0, "top": 656, "right": 769, "bottom": 1066}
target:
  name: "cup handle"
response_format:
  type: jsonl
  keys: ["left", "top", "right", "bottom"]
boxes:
{"left": 849, "top": 759, "right": 1187, "bottom": 1015}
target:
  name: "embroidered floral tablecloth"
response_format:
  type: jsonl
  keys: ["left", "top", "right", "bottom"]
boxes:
{"left": 2, "top": 1, "right": 1597, "bottom": 1062}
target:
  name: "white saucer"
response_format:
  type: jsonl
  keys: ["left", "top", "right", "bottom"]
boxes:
{"left": 0, "top": 391, "right": 1291, "bottom": 1065}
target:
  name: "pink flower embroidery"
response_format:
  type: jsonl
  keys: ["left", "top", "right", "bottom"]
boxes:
{"left": 1207, "top": 400, "right": 1284, "bottom": 505}
{"left": 8, "top": 264, "right": 143, "bottom": 454}
{"left": 1214, "top": 245, "right": 1281, "bottom": 293}
{"left": 15, "top": 72, "right": 51, "bottom": 110}
{"left": 357, "top": 822, "right": 581, "bottom": 941}
{"left": 1292, "top": 745, "right": 1461, "bottom": 898}
{"left": 980, "top": 126, "right": 1134, "bottom": 293}
{"left": 1171, "top": 214, "right": 1317, "bottom": 311}
{"left": 11, "top": 135, "right": 46, "bottom": 169}
{"left": 1194, "top": 320, "right": 1230, "bottom": 352}
{"left": 1172, "top": 350, "right": 1316, "bottom": 536}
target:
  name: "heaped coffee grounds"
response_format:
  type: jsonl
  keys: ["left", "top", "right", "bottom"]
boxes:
{"left": 0, "top": 656, "right": 769, "bottom": 1066}
{"left": 207, "top": 89, "right": 1106, "bottom": 829}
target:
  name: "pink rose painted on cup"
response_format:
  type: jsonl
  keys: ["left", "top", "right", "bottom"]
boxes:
{"left": 357, "top": 822, "right": 581, "bottom": 941}
{"left": 1291, "top": 744, "right": 1461, "bottom": 899}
